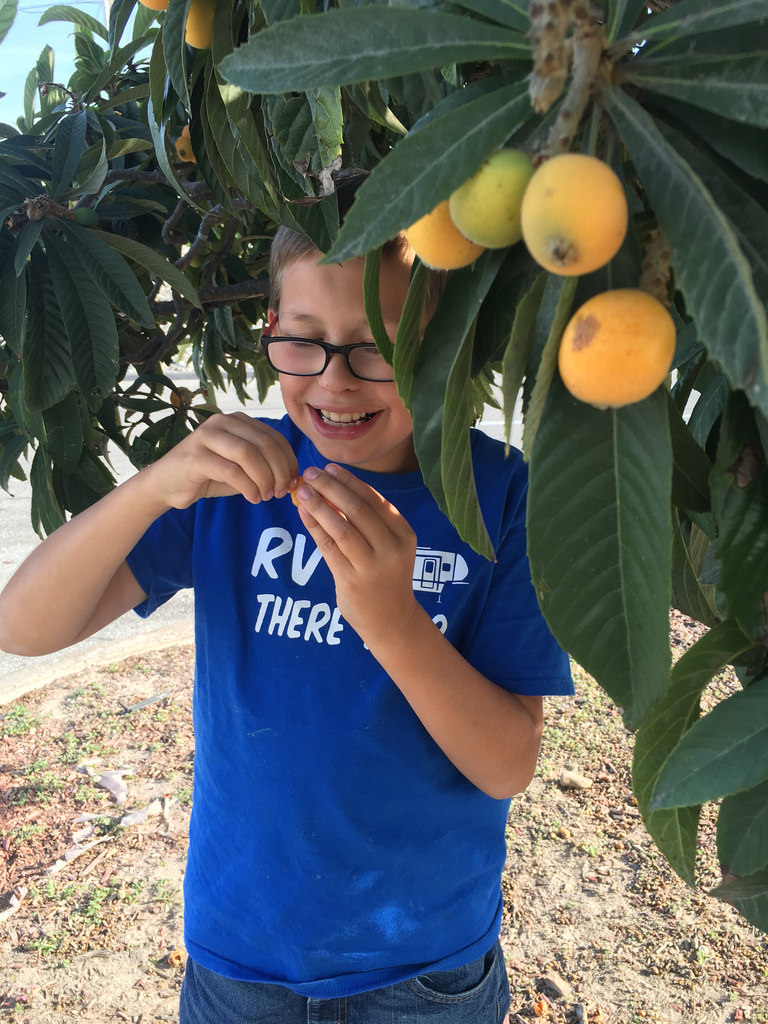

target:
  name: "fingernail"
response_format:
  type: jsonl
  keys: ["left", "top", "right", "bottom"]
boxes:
{"left": 325, "top": 463, "right": 340, "bottom": 476}
{"left": 303, "top": 466, "right": 320, "bottom": 480}
{"left": 297, "top": 484, "right": 312, "bottom": 501}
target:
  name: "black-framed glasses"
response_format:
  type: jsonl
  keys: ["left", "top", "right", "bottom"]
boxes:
{"left": 261, "top": 335, "right": 394, "bottom": 382}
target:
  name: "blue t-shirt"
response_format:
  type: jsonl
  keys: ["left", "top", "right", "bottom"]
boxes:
{"left": 126, "top": 415, "right": 572, "bottom": 997}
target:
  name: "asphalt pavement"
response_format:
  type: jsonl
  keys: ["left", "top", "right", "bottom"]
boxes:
{"left": 0, "top": 373, "right": 518, "bottom": 703}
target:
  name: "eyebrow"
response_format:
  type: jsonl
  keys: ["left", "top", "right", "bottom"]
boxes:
{"left": 280, "top": 311, "right": 401, "bottom": 332}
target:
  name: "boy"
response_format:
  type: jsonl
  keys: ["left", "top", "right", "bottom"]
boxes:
{"left": 0, "top": 184, "right": 573, "bottom": 1022}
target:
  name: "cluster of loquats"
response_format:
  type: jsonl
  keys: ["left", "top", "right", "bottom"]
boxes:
{"left": 404, "top": 150, "right": 675, "bottom": 410}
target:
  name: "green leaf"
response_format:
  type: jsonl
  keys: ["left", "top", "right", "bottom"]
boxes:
{"left": 218, "top": 81, "right": 280, "bottom": 214}
{"left": 162, "top": 0, "right": 191, "bottom": 111}
{"left": 0, "top": 0, "right": 17, "bottom": 47}
{"left": 393, "top": 262, "right": 429, "bottom": 413}
{"left": 307, "top": 86, "right": 343, "bottom": 173}
{"left": 146, "top": 97, "right": 208, "bottom": 217}
{"left": 326, "top": 79, "right": 531, "bottom": 263}
{"left": 45, "top": 228, "right": 119, "bottom": 408}
{"left": 448, "top": 0, "right": 529, "bottom": 32}
{"left": 654, "top": 118, "right": 768, "bottom": 303}
{"left": 148, "top": 28, "right": 168, "bottom": 129}
{"left": 711, "top": 866, "right": 768, "bottom": 933}
{"left": 57, "top": 221, "right": 155, "bottom": 327}
{"left": 441, "top": 321, "right": 494, "bottom": 560}
{"left": 363, "top": 247, "right": 394, "bottom": 364}
{"left": 718, "top": 779, "right": 768, "bottom": 876}
{"left": 521, "top": 276, "right": 577, "bottom": 460}
{"left": 0, "top": 159, "right": 33, "bottom": 199}
{"left": 671, "top": 511, "right": 720, "bottom": 627}
{"left": 82, "top": 35, "right": 157, "bottom": 106}
{"left": 220, "top": 8, "right": 529, "bottom": 94}
{"left": 667, "top": 391, "right": 712, "bottom": 513}
{"left": 42, "top": 392, "right": 83, "bottom": 471}
{"left": 633, "top": 619, "right": 755, "bottom": 883}
{"left": 39, "top": 3, "right": 109, "bottom": 41}
{"left": 14, "top": 220, "right": 43, "bottom": 277}
{"left": 22, "top": 248, "right": 76, "bottom": 412}
{"left": 30, "top": 446, "right": 65, "bottom": 536}
{"left": 607, "top": 88, "right": 768, "bottom": 417}
{"left": 501, "top": 273, "right": 546, "bottom": 451}
{"left": 0, "top": 234, "right": 26, "bottom": 352}
{"left": 191, "top": 67, "right": 234, "bottom": 211}
{"left": 527, "top": 381, "right": 672, "bottom": 729}
{"left": 652, "top": 676, "right": 768, "bottom": 809}
{"left": 58, "top": 448, "right": 114, "bottom": 515}
{"left": 210, "top": 78, "right": 274, "bottom": 211}
{"left": 92, "top": 228, "right": 201, "bottom": 310}
{"left": 625, "top": 54, "right": 768, "bottom": 129}
{"left": 0, "top": 420, "right": 28, "bottom": 491}
{"left": 654, "top": 98, "right": 768, "bottom": 185}
{"left": 605, "top": 0, "right": 647, "bottom": 43}
{"left": 109, "top": 0, "right": 140, "bottom": 50}
{"left": 51, "top": 109, "right": 87, "bottom": 201}
{"left": 638, "top": 0, "right": 768, "bottom": 46}
{"left": 710, "top": 391, "right": 768, "bottom": 645}
{"left": 74, "top": 137, "right": 109, "bottom": 196}
{"left": 412, "top": 250, "right": 505, "bottom": 555}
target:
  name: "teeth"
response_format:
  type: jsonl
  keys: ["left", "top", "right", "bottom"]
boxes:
{"left": 320, "top": 409, "right": 372, "bottom": 424}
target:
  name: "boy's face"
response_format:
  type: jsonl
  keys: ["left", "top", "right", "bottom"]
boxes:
{"left": 270, "top": 252, "right": 418, "bottom": 475}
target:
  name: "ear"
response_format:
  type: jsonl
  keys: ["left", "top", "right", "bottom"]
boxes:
{"left": 264, "top": 310, "right": 278, "bottom": 336}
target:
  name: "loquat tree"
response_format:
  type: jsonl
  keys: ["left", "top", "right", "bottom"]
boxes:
{"left": 0, "top": 0, "right": 766, "bottom": 930}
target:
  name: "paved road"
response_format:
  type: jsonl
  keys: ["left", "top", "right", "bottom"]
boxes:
{"left": 0, "top": 374, "right": 519, "bottom": 702}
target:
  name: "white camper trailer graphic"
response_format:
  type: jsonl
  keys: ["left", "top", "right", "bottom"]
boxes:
{"left": 412, "top": 547, "right": 469, "bottom": 595}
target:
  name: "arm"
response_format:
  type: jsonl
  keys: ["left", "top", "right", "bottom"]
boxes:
{"left": 293, "top": 464, "right": 543, "bottom": 800}
{"left": 0, "top": 414, "right": 298, "bottom": 657}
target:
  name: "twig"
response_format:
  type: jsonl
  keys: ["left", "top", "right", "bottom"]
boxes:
{"left": 47, "top": 836, "right": 113, "bottom": 875}
{"left": 545, "top": 1, "right": 605, "bottom": 156}
{"left": 119, "top": 692, "right": 172, "bottom": 715}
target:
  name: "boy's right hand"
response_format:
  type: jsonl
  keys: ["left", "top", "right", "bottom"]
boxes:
{"left": 147, "top": 412, "right": 299, "bottom": 510}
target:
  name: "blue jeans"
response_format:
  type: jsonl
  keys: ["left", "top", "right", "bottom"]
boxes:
{"left": 179, "top": 941, "right": 510, "bottom": 1023}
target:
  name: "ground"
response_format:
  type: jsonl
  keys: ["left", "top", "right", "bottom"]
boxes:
{"left": 0, "top": 615, "right": 766, "bottom": 1024}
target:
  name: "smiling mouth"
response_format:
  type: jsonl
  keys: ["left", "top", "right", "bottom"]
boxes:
{"left": 317, "top": 409, "right": 377, "bottom": 425}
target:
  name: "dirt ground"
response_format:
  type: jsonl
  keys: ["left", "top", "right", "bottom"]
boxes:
{"left": 1, "top": 615, "right": 767, "bottom": 1024}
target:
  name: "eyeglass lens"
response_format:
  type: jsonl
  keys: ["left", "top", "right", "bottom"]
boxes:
{"left": 266, "top": 339, "right": 393, "bottom": 381}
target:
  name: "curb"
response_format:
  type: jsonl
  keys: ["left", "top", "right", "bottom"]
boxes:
{"left": 0, "top": 620, "right": 195, "bottom": 706}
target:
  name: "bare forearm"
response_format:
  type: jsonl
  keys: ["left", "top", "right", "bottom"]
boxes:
{"left": 0, "top": 468, "right": 167, "bottom": 655}
{"left": 365, "top": 605, "right": 543, "bottom": 800}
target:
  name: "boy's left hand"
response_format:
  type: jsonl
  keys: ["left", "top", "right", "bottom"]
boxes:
{"left": 293, "top": 464, "right": 418, "bottom": 646}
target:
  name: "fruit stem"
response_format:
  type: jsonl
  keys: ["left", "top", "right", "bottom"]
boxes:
{"left": 545, "top": 1, "right": 605, "bottom": 157}
{"left": 528, "top": 1, "right": 572, "bottom": 114}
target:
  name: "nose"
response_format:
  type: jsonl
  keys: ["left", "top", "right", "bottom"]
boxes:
{"left": 319, "top": 349, "right": 359, "bottom": 389}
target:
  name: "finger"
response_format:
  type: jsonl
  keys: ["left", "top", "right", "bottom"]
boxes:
{"left": 295, "top": 505, "right": 354, "bottom": 579}
{"left": 305, "top": 465, "right": 411, "bottom": 545}
{"left": 199, "top": 415, "right": 299, "bottom": 498}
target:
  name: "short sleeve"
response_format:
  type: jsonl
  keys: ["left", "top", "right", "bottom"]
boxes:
{"left": 126, "top": 505, "right": 197, "bottom": 618}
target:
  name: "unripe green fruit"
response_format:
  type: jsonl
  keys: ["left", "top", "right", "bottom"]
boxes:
{"left": 448, "top": 149, "right": 535, "bottom": 249}
{"left": 73, "top": 207, "right": 100, "bottom": 228}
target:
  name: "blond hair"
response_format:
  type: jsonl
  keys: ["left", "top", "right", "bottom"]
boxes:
{"left": 268, "top": 174, "right": 447, "bottom": 315}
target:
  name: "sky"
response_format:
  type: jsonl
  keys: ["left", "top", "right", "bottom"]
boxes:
{"left": 0, "top": 1, "right": 108, "bottom": 125}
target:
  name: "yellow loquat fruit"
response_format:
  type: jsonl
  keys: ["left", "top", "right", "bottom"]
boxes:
{"left": 521, "top": 153, "right": 628, "bottom": 276}
{"left": 404, "top": 200, "right": 486, "bottom": 270}
{"left": 174, "top": 125, "right": 196, "bottom": 164}
{"left": 185, "top": 0, "right": 216, "bottom": 48}
{"left": 448, "top": 148, "right": 534, "bottom": 249}
{"left": 558, "top": 288, "right": 676, "bottom": 408}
